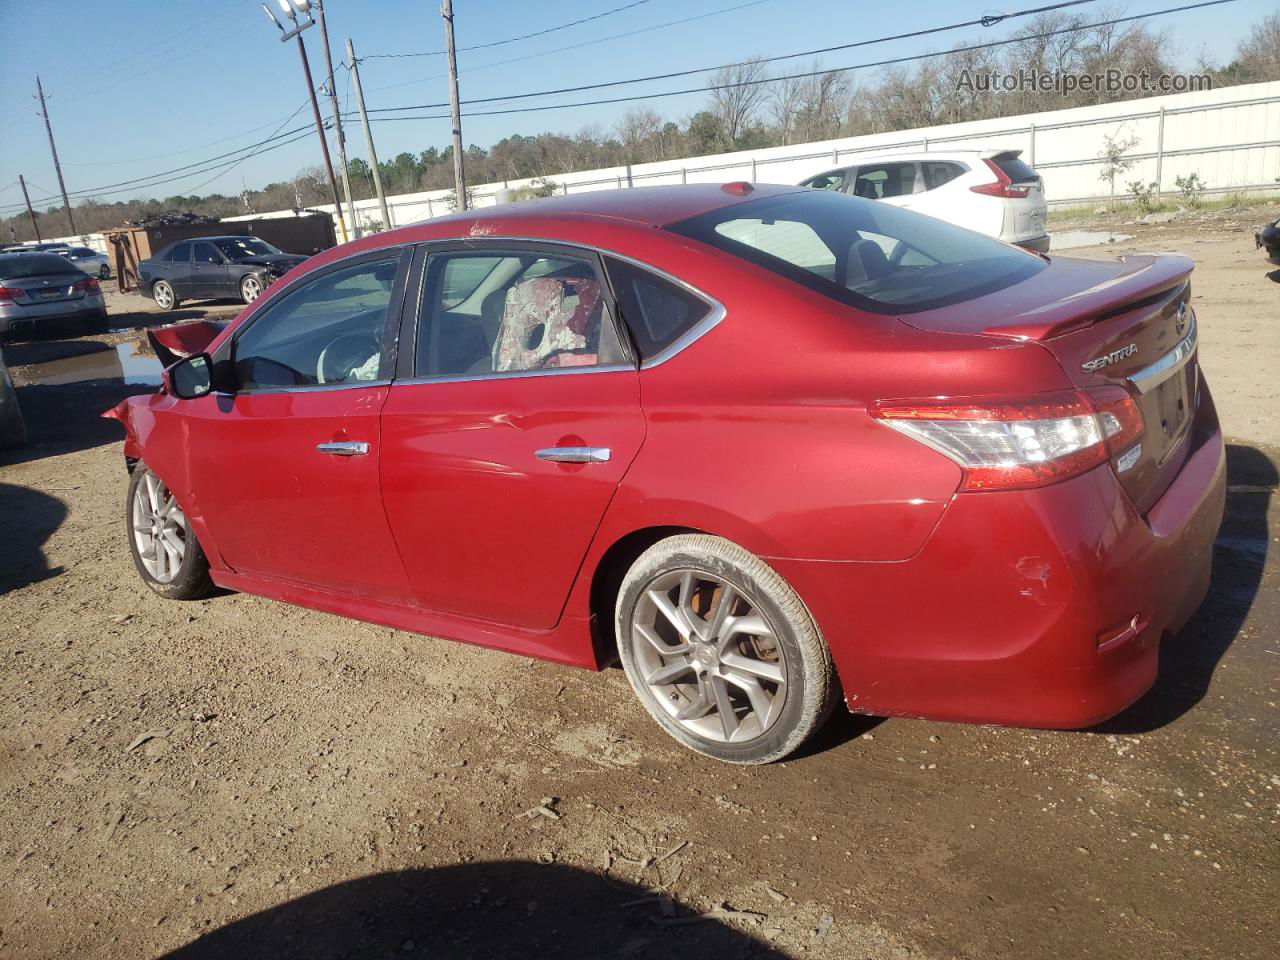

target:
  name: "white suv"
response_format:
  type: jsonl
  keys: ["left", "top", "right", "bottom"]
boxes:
{"left": 799, "top": 149, "right": 1049, "bottom": 253}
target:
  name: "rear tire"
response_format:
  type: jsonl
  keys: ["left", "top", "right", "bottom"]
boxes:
{"left": 126, "top": 464, "right": 214, "bottom": 600}
{"left": 152, "top": 280, "right": 178, "bottom": 311}
{"left": 614, "top": 534, "right": 839, "bottom": 764}
{"left": 99, "top": 264, "right": 111, "bottom": 280}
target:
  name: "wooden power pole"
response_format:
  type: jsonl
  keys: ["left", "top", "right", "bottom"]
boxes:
{"left": 441, "top": 0, "right": 467, "bottom": 210}
{"left": 347, "top": 38, "right": 391, "bottom": 230}
{"left": 315, "top": 0, "right": 360, "bottom": 237}
{"left": 294, "top": 34, "right": 349, "bottom": 242}
{"left": 18, "top": 175, "right": 42, "bottom": 241}
{"left": 35, "top": 76, "right": 76, "bottom": 236}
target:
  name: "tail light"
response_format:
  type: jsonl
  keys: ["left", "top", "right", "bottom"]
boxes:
{"left": 73, "top": 277, "right": 100, "bottom": 292}
{"left": 970, "top": 158, "right": 1032, "bottom": 198}
{"left": 0, "top": 285, "right": 19, "bottom": 301}
{"left": 871, "top": 389, "right": 1145, "bottom": 491}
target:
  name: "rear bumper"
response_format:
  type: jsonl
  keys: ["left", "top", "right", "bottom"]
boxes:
{"left": 0, "top": 305, "right": 108, "bottom": 338}
{"left": 771, "top": 396, "right": 1226, "bottom": 729}
{"left": 1017, "top": 234, "right": 1052, "bottom": 254}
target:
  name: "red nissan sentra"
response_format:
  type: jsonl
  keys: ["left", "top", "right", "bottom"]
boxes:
{"left": 107, "top": 184, "right": 1225, "bottom": 764}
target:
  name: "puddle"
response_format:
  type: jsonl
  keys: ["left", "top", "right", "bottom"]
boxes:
{"left": 1051, "top": 230, "right": 1135, "bottom": 251}
{"left": 18, "top": 342, "right": 163, "bottom": 387}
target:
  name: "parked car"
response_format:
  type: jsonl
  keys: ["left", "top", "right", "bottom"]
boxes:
{"left": 136, "top": 236, "right": 309, "bottom": 310}
{"left": 800, "top": 149, "right": 1050, "bottom": 253}
{"left": 0, "top": 252, "right": 108, "bottom": 339}
{"left": 106, "top": 183, "right": 1223, "bottom": 764}
{"left": 59, "top": 245, "right": 112, "bottom": 279}
{"left": 0, "top": 345, "right": 25, "bottom": 448}
{"left": 1256, "top": 217, "right": 1280, "bottom": 263}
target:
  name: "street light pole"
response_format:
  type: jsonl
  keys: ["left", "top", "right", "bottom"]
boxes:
{"left": 263, "top": 1, "right": 350, "bottom": 243}
{"left": 314, "top": 0, "right": 360, "bottom": 237}
{"left": 347, "top": 38, "right": 391, "bottom": 230}
{"left": 441, "top": 0, "right": 467, "bottom": 210}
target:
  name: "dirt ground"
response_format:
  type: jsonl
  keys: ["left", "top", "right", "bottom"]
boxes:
{"left": 1, "top": 212, "right": 1277, "bottom": 960}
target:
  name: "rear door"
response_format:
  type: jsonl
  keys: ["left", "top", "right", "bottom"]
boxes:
{"left": 164, "top": 242, "right": 195, "bottom": 296}
{"left": 379, "top": 242, "right": 645, "bottom": 630}
{"left": 190, "top": 242, "right": 225, "bottom": 298}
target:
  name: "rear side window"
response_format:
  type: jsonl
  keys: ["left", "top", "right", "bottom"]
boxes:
{"left": 165, "top": 243, "right": 191, "bottom": 263}
{"left": 0, "top": 253, "right": 76, "bottom": 278}
{"left": 921, "top": 161, "right": 965, "bottom": 190}
{"left": 667, "top": 189, "right": 1044, "bottom": 314}
{"left": 606, "top": 258, "right": 712, "bottom": 360}
{"left": 991, "top": 152, "right": 1039, "bottom": 183}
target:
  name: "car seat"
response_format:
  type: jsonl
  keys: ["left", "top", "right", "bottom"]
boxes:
{"left": 491, "top": 276, "right": 603, "bottom": 371}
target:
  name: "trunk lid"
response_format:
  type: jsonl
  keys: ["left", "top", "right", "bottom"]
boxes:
{"left": 900, "top": 253, "right": 1198, "bottom": 513}
{"left": 3, "top": 272, "right": 89, "bottom": 306}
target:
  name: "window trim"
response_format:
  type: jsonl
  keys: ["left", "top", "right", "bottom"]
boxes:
{"left": 602, "top": 251, "right": 725, "bottom": 370}
{"left": 211, "top": 244, "right": 413, "bottom": 396}
{"left": 394, "top": 238, "right": 647, "bottom": 386}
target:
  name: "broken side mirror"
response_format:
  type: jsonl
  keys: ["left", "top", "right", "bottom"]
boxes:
{"left": 167, "top": 353, "right": 213, "bottom": 400}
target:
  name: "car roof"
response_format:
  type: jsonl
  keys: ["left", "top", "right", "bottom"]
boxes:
{"left": 404, "top": 183, "right": 807, "bottom": 232}
{"left": 810, "top": 148, "right": 1022, "bottom": 171}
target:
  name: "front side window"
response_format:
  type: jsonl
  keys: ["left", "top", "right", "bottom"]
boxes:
{"left": 852, "top": 162, "right": 919, "bottom": 199}
{"left": 801, "top": 169, "right": 848, "bottom": 192}
{"left": 233, "top": 257, "right": 399, "bottom": 390}
{"left": 667, "top": 189, "right": 1045, "bottom": 313}
{"left": 194, "top": 242, "right": 221, "bottom": 264}
{"left": 415, "top": 249, "right": 625, "bottom": 378}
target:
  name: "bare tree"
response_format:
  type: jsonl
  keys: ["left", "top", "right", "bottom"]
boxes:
{"left": 766, "top": 75, "right": 805, "bottom": 145}
{"left": 708, "top": 57, "right": 770, "bottom": 147}
{"left": 1236, "top": 12, "right": 1280, "bottom": 80}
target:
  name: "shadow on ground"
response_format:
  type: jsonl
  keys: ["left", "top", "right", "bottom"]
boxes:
{"left": 0, "top": 380, "right": 149, "bottom": 466}
{"left": 1101, "top": 442, "right": 1275, "bottom": 733}
{"left": 158, "top": 862, "right": 787, "bottom": 960}
{"left": 0, "top": 482, "right": 68, "bottom": 594}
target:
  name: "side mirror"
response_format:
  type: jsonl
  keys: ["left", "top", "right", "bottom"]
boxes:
{"left": 167, "top": 353, "right": 213, "bottom": 400}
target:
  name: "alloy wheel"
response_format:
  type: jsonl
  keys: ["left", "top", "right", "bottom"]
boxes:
{"left": 131, "top": 472, "right": 187, "bottom": 583}
{"left": 241, "top": 276, "right": 261, "bottom": 302}
{"left": 154, "top": 283, "right": 173, "bottom": 309}
{"left": 630, "top": 569, "right": 787, "bottom": 743}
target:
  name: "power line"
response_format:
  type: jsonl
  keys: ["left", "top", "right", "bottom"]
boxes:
{"left": 371, "top": 0, "right": 1107, "bottom": 114}
{"left": 360, "top": 0, "right": 1239, "bottom": 122}
{"left": 364, "top": 0, "right": 780, "bottom": 95}
{"left": 0, "top": 0, "right": 1243, "bottom": 216}
{"left": 364, "top": 0, "right": 653, "bottom": 59}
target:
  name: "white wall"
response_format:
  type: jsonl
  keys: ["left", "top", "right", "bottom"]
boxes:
{"left": 41, "top": 80, "right": 1280, "bottom": 248}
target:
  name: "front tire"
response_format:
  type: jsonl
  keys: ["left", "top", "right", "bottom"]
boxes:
{"left": 615, "top": 534, "right": 838, "bottom": 764}
{"left": 152, "top": 280, "right": 178, "bottom": 311}
{"left": 240, "top": 274, "right": 263, "bottom": 304}
{"left": 126, "top": 464, "right": 214, "bottom": 600}
{"left": 99, "top": 264, "right": 111, "bottom": 280}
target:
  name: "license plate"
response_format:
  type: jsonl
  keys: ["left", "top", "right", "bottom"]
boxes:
{"left": 1153, "top": 367, "right": 1191, "bottom": 440}
{"left": 38, "top": 288, "right": 63, "bottom": 299}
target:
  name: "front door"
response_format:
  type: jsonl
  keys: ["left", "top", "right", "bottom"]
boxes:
{"left": 379, "top": 244, "right": 645, "bottom": 630}
{"left": 185, "top": 249, "right": 414, "bottom": 602}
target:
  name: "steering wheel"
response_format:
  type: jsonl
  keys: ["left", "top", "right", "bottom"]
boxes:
{"left": 317, "top": 333, "right": 380, "bottom": 384}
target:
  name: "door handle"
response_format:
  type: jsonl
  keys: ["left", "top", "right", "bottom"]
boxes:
{"left": 535, "top": 446, "right": 611, "bottom": 464}
{"left": 317, "top": 441, "right": 370, "bottom": 457}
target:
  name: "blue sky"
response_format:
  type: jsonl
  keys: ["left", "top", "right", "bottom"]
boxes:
{"left": 0, "top": 0, "right": 1272, "bottom": 213}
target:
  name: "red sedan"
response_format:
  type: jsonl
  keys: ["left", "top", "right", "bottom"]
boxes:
{"left": 107, "top": 184, "right": 1225, "bottom": 764}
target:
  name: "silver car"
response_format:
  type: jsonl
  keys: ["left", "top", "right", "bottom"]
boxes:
{"left": 60, "top": 245, "right": 112, "bottom": 279}
{"left": 0, "top": 252, "right": 109, "bottom": 339}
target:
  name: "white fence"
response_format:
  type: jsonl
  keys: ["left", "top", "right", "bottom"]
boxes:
{"left": 32, "top": 79, "right": 1280, "bottom": 249}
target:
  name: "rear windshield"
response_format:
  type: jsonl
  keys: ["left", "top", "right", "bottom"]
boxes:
{"left": 991, "top": 152, "right": 1039, "bottom": 183}
{"left": 666, "top": 190, "right": 1045, "bottom": 314}
{"left": 0, "top": 253, "right": 81, "bottom": 279}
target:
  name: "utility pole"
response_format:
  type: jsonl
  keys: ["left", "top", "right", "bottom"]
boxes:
{"left": 263, "top": 1, "right": 349, "bottom": 242}
{"left": 35, "top": 76, "right": 76, "bottom": 236}
{"left": 294, "top": 34, "right": 349, "bottom": 241}
{"left": 18, "top": 175, "right": 42, "bottom": 241}
{"left": 347, "top": 38, "right": 391, "bottom": 230}
{"left": 441, "top": 0, "right": 467, "bottom": 210}
{"left": 315, "top": 0, "right": 360, "bottom": 237}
